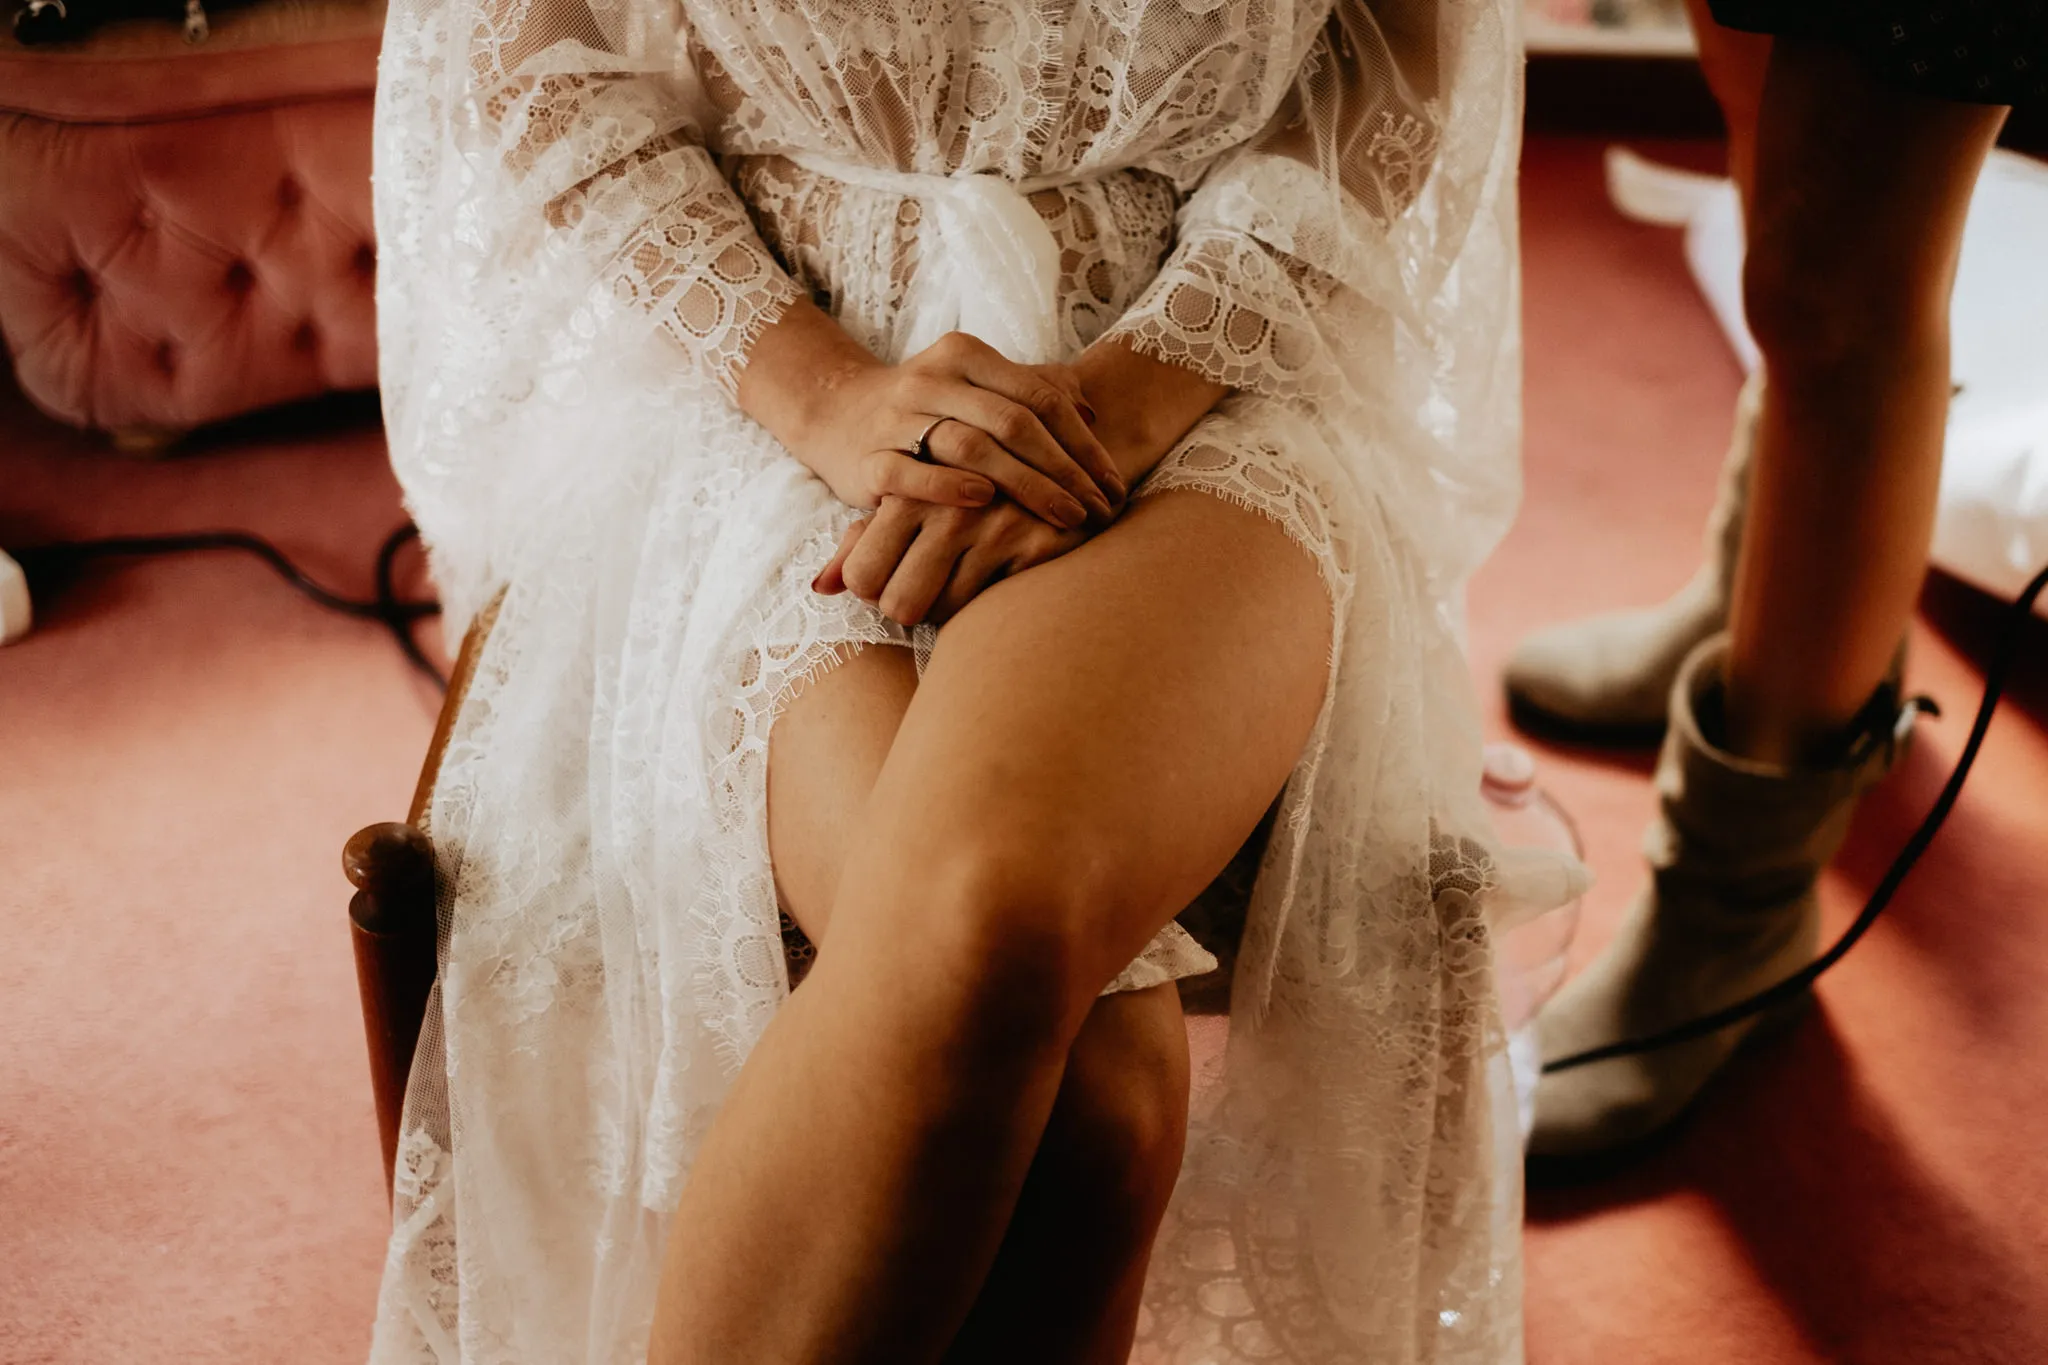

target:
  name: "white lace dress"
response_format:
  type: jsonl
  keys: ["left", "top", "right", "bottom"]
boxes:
{"left": 368, "top": 2, "right": 1576, "bottom": 1361}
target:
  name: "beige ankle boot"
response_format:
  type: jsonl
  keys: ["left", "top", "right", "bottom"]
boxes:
{"left": 1528, "top": 633, "right": 1918, "bottom": 1161}
{"left": 1505, "top": 372, "right": 1762, "bottom": 737}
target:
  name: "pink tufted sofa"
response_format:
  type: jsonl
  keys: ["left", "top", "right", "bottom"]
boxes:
{"left": 0, "top": 0, "right": 386, "bottom": 443}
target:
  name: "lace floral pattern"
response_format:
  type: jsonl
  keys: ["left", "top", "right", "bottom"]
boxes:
{"left": 1109, "top": 230, "right": 1338, "bottom": 399}
{"left": 370, "top": 0, "right": 1543, "bottom": 1361}
{"left": 730, "top": 154, "right": 1184, "bottom": 362}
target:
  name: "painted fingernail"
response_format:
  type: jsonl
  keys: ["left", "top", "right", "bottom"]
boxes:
{"left": 810, "top": 573, "right": 827, "bottom": 593}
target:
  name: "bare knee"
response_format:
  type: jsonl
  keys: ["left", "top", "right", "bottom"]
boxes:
{"left": 901, "top": 833, "right": 1141, "bottom": 1069}
{"left": 1036, "top": 986, "right": 1192, "bottom": 1236}
{"left": 1742, "top": 197, "right": 1953, "bottom": 382}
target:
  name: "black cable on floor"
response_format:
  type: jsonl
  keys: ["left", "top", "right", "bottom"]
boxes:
{"left": 1544, "top": 558, "right": 2048, "bottom": 1073}
{"left": 10, "top": 525, "right": 447, "bottom": 689}
{"left": 371, "top": 523, "right": 447, "bottom": 687}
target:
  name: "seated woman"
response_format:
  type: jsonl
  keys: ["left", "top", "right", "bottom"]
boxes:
{"left": 367, "top": 1, "right": 1568, "bottom": 1361}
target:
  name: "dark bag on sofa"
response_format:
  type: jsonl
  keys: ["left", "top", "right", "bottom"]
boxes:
{"left": 12, "top": 0, "right": 222, "bottom": 45}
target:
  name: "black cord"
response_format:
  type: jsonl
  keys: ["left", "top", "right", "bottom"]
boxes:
{"left": 11, "top": 525, "right": 447, "bottom": 689}
{"left": 1544, "top": 558, "right": 2048, "bottom": 1074}
{"left": 371, "top": 523, "right": 447, "bottom": 686}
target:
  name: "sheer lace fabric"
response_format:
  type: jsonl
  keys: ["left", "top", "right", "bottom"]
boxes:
{"left": 370, "top": 1, "right": 1557, "bottom": 1361}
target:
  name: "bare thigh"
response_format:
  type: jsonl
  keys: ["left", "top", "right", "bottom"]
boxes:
{"left": 772, "top": 480, "right": 1331, "bottom": 960}
{"left": 767, "top": 642, "right": 921, "bottom": 942}
{"left": 819, "top": 486, "right": 1332, "bottom": 1004}
{"left": 1747, "top": 37, "right": 2005, "bottom": 306}
{"left": 727, "top": 486, "right": 1329, "bottom": 1363}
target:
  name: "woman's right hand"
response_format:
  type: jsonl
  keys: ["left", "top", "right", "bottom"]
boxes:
{"left": 778, "top": 331, "right": 1125, "bottom": 529}
{"left": 811, "top": 492, "right": 1095, "bottom": 626}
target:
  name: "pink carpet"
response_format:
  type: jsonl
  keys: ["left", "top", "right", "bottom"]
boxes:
{"left": 3, "top": 135, "right": 2044, "bottom": 1363}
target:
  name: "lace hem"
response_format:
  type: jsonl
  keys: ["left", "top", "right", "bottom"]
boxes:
{"left": 1103, "top": 229, "right": 1335, "bottom": 401}
{"left": 573, "top": 137, "right": 805, "bottom": 398}
{"left": 1135, "top": 414, "right": 1350, "bottom": 604}
{"left": 1104, "top": 921, "right": 1220, "bottom": 995}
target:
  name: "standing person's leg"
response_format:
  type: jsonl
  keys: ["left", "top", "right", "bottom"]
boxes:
{"left": 1501, "top": 0, "right": 1771, "bottom": 735}
{"left": 649, "top": 489, "right": 1330, "bottom": 1365}
{"left": 1686, "top": 0, "right": 1771, "bottom": 211}
{"left": 1531, "top": 40, "right": 2008, "bottom": 1161}
{"left": 762, "top": 646, "right": 1191, "bottom": 1365}
{"left": 1728, "top": 39, "right": 2006, "bottom": 762}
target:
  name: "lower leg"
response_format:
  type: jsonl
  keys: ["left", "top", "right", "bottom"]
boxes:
{"left": 1532, "top": 41, "right": 2006, "bottom": 1160}
{"left": 647, "top": 851, "right": 1076, "bottom": 1365}
{"left": 940, "top": 984, "right": 1191, "bottom": 1365}
{"left": 766, "top": 647, "right": 1193, "bottom": 1363}
{"left": 1727, "top": 39, "right": 2006, "bottom": 763}
{"left": 650, "top": 492, "right": 1329, "bottom": 1364}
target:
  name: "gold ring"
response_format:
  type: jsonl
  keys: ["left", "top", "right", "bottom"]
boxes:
{"left": 911, "top": 415, "right": 947, "bottom": 461}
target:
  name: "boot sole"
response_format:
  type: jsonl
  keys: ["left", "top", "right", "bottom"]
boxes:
{"left": 1505, "top": 691, "right": 1669, "bottom": 751}
{"left": 1524, "top": 991, "right": 1814, "bottom": 1188}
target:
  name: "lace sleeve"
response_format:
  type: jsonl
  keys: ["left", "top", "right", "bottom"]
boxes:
{"left": 420, "top": 0, "right": 798, "bottom": 398}
{"left": 373, "top": 0, "right": 810, "bottom": 624}
{"left": 1107, "top": 0, "right": 1506, "bottom": 403}
{"left": 549, "top": 120, "right": 801, "bottom": 396}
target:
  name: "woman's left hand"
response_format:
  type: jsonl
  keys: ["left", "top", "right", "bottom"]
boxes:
{"left": 811, "top": 494, "right": 1092, "bottom": 626}
{"left": 810, "top": 340, "right": 1237, "bottom": 626}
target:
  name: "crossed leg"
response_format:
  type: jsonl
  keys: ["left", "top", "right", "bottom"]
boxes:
{"left": 763, "top": 643, "right": 1192, "bottom": 1364}
{"left": 647, "top": 488, "right": 1331, "bottom": 1364}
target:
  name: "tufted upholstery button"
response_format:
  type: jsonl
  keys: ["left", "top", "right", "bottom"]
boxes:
{"left": 1, "top": 88, "right": 380, "bottom": 432}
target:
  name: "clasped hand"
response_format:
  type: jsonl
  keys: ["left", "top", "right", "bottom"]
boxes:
{"left": 801, "top": 331, "right": 1128, "bottom": 627}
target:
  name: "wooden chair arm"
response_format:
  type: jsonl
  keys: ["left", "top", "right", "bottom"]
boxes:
{"left": 345, "top": 821, "right": 439, "bottom": 1196}
{"left": 348, "top": 587, "right": 504, "bottom": 1196}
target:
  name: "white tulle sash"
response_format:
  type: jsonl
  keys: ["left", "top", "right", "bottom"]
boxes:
{"left": 783, "top": 154, "right": 1092, "bottom": 364}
